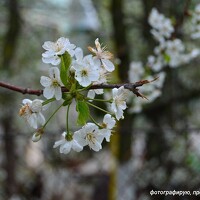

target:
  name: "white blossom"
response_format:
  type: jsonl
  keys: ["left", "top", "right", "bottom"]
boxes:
{"left": 149, "top": 8, "right": 174, "bottom": 40}
{"left": 40, "top": 67, "right": 62, "bottom": 100}
{"left": 148, "top": 8, "right": 165, "bottom": 30}
{"left": 42, "top": 37, "right": 76, "bottom": 65}
{"left": 88, "top": 38, "right": 115, "bottom": 72}
{"left": 74, "top": 123, "right": 104, "bottom": 151}
{"left": 165, "top": 39, "right": 185, "bottom": 67}
{"left": 100, "top": 114, "right": 116, "bottom": 142}
{"left": 111, "top": 86, "right": 129, "bottom": 120}
{"left": 19, "top": 99, "right": 46, "bottom": 129}
{"left": 53, "top": 132, "right": 83, "bottom": 154}
{"left": 73, "top": 50, "right": 100, "bottom": 87}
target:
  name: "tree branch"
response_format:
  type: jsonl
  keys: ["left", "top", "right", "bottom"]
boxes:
{"left": 0, "top": 79, "right": 155, "bottom": 98}
{"left": 0, "top": 81, "right": 43, "bottom": 96}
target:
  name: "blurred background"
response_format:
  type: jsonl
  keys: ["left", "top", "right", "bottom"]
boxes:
{"left": 1, "top": 0, "right": 200, "bottom": 199}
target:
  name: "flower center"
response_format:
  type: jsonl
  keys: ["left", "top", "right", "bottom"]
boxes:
{"left": 65, "top": 132, "right": 73, "bottom": 141}
{"left": 19, "top": 104, "right": 32, "bottom": 116}
{"left": 55, "top": 43, "right": 63, "bottom": 52}
{"left": 52, "top": 80, "right": 60, "bottom": 87}
{"left": 86, "top": 133, "right": 96, "bottom": 144}
{"left": 101, "top": 122, "right": 107, "bottom": 129}
{"left": 81, "top": 69, "right": 88, "bottom": 77}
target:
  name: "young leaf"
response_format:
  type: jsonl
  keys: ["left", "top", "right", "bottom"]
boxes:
{"left": 76, "top": 100, "right": 90, "bottom": 125}
{"left": 60, "top": 52, "right": 72, "bottom": 87}
{"left": 164, "top": 53, "right": 171, "bottom": 63}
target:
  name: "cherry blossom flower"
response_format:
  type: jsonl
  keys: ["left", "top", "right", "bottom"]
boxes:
{"left": 149, "top": 8, "right": 174, "bottom": 41}
{"left": 40, "top": 67, "right": 62, "bottom": 100}
{"left": 19, "top": 99, "right": 46, "bottom": 129}
{"left": 74, "top": 123, "right": 104, "bottom": 152}
{"left": 88, "top": 38, "right": 115, "bottom": 72}
{"left": 73, "top": 50, "right": 100, "bottom": 87}
{"left": 53, "top": 132, "right": 83, "bottom": 154}
{"left": 42, "top": 37, "right": 76, "bottom": 65}
{"left": 111, "top": 86, "right": 129, "bottom": 120}
{"left": 100, "top": 114, "right": 116, "bottom": 142}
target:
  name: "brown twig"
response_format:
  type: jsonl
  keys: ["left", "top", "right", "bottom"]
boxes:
{"left": 0, "top": 79, "right": 156, "bottom": 98}
{"left": 0, "top": 81, "right": 43, "bottom": 95}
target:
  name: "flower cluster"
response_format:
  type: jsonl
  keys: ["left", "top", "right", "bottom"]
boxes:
{"left": 128, "top": 7, "right": 200, "bottom": 113}
{"left": 53, "top": 114, "right": 116, "bottom": 154}
{"left": 148, "top": 8, "right": 200, "bottom": 71}
{"left": 19, "top": 37, "right": 131, "bottom": 154}
{"left": 148, "top": 8, "right": 174, "bottom": 43}
{"left": 128, "top": 62, "right": 165, "bottom": 113}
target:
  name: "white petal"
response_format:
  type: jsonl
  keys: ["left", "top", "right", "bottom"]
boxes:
{"left": 72, "top": 140, "right": 83, "bottom": 152}
{"left": 53, "top": 139, "right": 65, "bottom": 148}
{"left": 42, "top": 41, "right": 55, "bottom": 51}
{"left": 89, "top": 140, "right": 102, "bottom": 152}
{"left": 40, "top": 76, "right": 52, "bottom": 87}
{"left": 74, "top": 131, "right": 87, "bottom": 146}
{"left": 28, "top": 114, "right": 38, "bottom": 129}
{"left": 115, "top": 108, "right": 124, "bottom": 120}
{"left": 120, "top": 101, "right": 127, "bottom": 110}
{"left": 87, "top": 90, "right": 95, "bottom": 99}
{"left": 51, "top": 57, "right": 61, "bottom": 66}
{"left": 111, "top": 102, "right": 117, "bottom": 113}
{"left": 37, "top": 113, "right": 46, "bottom": 125}
{"left": 75, "top": 47, "right": 83, "bottom": 60}
{"left": 31, "top": 100, "right": 43, "bottom": 112}
{"left": 103, "top": 114, "right": 116, "bottom": 129}
{"left": 42, "top": 56, "right": 61, "bottom": 65}
{"left": 78, "top": 76, "right": 91, "bottom": 87}
{"left": 42, "top": 51, "right": 55, "bottom": 58}
{"left": 94, "top": 89, "right": 104, "bottom": 94}
{"left": 60, "top": 142, "right": 72, "bottom": 154}
{"left": 93, "top": 57, "right": 101, "bottom": 67}
{"left": 100, "top": 129, "right": 112, "bottom": 142}
{"left": 22, "top": 99, "right": 32, "bottom": 105}
{"left": 54, "top": 87, "right": 62, "bottom": 100}
{"left": 102, "top": 59, "right": 115, "bottom": 72}
{"left": 88, "top": 70, "right": 99, "bottom": 82}
{"left": 112, "top": 88, "right": 118, "bottom": 97}
{"left": 49, "top": 67, "right": 60, "bottom": 79}
{"left": 43, "top": 87, "right": 55, "bottom": 99}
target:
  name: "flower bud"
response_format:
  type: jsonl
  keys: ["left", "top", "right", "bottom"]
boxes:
{"left": 32, "top": 128, "right": 44, "bottom": 142}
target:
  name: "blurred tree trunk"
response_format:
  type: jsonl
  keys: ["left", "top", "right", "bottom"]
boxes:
{"left": 1, "top": 0, "right": 21, "bottom": 198}
{"left": 111, "top": 0, "right": 132, "bottom": 163}
{"left": 2, "top": 0, "right": 21, "bottom": 69}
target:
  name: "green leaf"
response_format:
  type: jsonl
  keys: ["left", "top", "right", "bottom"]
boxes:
{"left": 76, "top": 100, "right": 90, "bottom": 125}
{"left": 164, "top": 53, "right": 171, "bottom": 63}
{"left": 60, "top": 52, "right": 72, "bottom": 87}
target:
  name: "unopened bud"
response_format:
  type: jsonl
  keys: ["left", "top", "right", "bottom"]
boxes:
{"left": 32, "top": 128, "right": 44, "bottom": 142}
